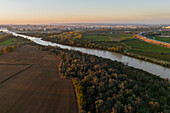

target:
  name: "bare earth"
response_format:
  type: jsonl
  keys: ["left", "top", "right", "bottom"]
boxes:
{"left": 0, "top": 45, "right": 78, "bottom": 113}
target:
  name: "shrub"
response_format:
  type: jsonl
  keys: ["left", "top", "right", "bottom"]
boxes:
{"left": 4, "top": 46, "right": 14, "bottom": 53}
{"left": 0, "top": 49, "right": 4, "bottom": 55}
{"left": 12, "top": 45, "right": 17, "bottom": 49}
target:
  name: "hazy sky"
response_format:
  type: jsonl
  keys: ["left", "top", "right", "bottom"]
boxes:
{"left": 0, "top": 0, "right": 170, "bottom": 24}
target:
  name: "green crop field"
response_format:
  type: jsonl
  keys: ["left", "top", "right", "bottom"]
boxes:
{"left": 82, "top": 32, "right": 170, "bottom": 62}
{"left": 129, "top": 50, "right": 170, "bottom": 62}
{"left": 0, "top": 38, "right": 17, "bottom": 46}
{"left": 83, "top": 34, "right": 128, "bottom": 48}
{"left": 83, "top": 33, "right": 133, "bottom": 42}
{"left": 98, "top": 41, "right": 127, "bottom": 48}
{"left": 82, "top": 33, "right": 170, "bottom": 62}
{"left": 123, "top": 39, "right": 170, "bottom": 53}
{"left": 122, "top": 39, "right": 170, "bottom": 62}
{"left": 83, "top": 34, "right": 111, "bottom": 41}
{"left": 148, "top": 37, "right": 170, "bottom": 43}
{"left": 108, "top": 33, "right": 133, "bottom": 39}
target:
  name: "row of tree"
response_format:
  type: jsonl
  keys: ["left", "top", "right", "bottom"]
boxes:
{"left": 73, "top": 79, "right": 86, "bottom": 112}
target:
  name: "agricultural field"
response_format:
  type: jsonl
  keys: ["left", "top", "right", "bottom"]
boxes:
{"left": 0, "top": 38, "right": 17, "bottom": 46}
{"left": 148, "top": 36, "right": 170, "bottom": 43}
{"left": 122, "top": 39, "right": 170, "bottom": 62}
{"left": 129, "top": 50, "right": 170, "bottom": 62}
{"left": 82, "top": 33, "right": 133, "bottom": 48}
{"left": 0, "top": 34, "right": 17, "bottom": 46}
{"left": 98, "top": 41, "right": 127, "bottom": 48}
{"left": 0, "top": 45, "right": 78, "bottom": 113}
{"left": 83, "top": 33, "right": 170, "bottom": 62}
{"left": 83, "top": 34, "right": 111, "bottom": 41}
{"left": 145, "top": 31, "right": 170, "bottom": 43}
{"left": 83, "top": 33, "right": 133, "bottom": 42}
{"left": 0, "top": 34, "right": 28, "bottom": 46}
{"left": 123, "top": 39, "right": 170, "bottom": 53}
{"left": 107, "top": 33, "right": 133, "bottom": 40}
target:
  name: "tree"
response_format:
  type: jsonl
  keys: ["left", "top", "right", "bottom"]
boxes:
{"left": 95, "top": 99, "right": 104, "bottom": 113}
{"left": 0, "top": 49, "right": 4, "bottom": 55}
{"left": 114, "top": 101, "right": 124, "bottom": 113}
{"left": 4, "top": 46, "right": 13, "bottom": 53}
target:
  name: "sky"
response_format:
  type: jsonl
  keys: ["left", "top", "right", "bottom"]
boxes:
{"left": 0, "top": 0, "right": 170, "bottom": 24}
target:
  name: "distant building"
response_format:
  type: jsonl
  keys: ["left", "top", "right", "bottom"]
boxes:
{"left": 166, "top": 26, "right": 170, "bottom": 29}
{"left": 163, "top": 26, "right": 170, "bottom": 29}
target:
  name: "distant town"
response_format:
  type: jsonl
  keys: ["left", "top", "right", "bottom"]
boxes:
{"left": 0, "top": 24, "right": 170, "bottom": 32}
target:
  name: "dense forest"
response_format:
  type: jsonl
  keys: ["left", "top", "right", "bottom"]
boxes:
{"left": 40, "top": 46, "right": 170, "bottom": 113}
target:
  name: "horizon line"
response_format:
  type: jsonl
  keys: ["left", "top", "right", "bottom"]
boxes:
{"left": 0, "top": 22, "right": 170, "bottom": 25}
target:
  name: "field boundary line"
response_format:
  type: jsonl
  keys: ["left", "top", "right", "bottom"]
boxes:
{"left": 0, "top": 64, "right": 33, "bottom": 85}
{"left": 0, "top": 63, "right": 30, "bottom": 65}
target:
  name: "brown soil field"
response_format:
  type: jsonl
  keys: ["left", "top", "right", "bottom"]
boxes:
{"left": 0, "top": 64, "right": 31, "bottom": 84}
{"left": 0, "top": 45, "right": 78, "bottom": 113}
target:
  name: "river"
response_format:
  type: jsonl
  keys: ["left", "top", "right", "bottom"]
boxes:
{"left": 0, "top": 29, "right": 170, "bottom": 79}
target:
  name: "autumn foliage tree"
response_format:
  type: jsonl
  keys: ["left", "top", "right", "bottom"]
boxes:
{"left": 38, "top": 45, "right": 170, "bottom": 113}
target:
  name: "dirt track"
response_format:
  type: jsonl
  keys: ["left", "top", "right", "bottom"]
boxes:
{"left": 0, "top": 45, "right": 78, "bottom": 113}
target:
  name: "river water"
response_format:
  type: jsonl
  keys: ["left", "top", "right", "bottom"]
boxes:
{"left": 1, "top": 29, "right": 169, "bottom": 79}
